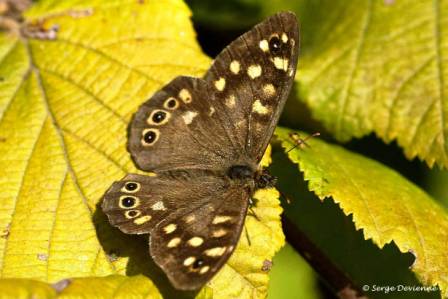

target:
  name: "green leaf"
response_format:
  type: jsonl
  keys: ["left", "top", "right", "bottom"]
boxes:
{"left": 0, "top": 0, "right": 284, "bottom": 297}
{"left": 293, "top": 0, "right": 448, "bottom": 168}
{"left": 275, "top": 127, "right": 448, "bottom": 298}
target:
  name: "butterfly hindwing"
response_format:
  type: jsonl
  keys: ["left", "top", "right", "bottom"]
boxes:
{"left": 102, "top": 174, "right": 175, "bottom": 234}
{"left": 102, "top": 173, "right": 232, "bottom": 235}
{"left": 204, "top": 11, "right": 299, "bottom": 162}
{"left": 150, "top": 185, "right": 250, "bottom": 290}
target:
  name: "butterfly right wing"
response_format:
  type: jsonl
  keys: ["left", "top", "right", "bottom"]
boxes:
{"left": 149, "top": 184, "right": 250, "bottom": 290}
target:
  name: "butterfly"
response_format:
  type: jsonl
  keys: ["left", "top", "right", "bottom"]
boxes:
{"left": 102, "top": 11, "right": 299, "bottom": 290}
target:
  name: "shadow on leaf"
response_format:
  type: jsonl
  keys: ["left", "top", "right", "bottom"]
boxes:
{"left": 92, "top": 201, "right": 200, "bottom": 299}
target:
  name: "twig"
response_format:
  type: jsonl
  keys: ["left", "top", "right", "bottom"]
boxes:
{"left": 282, "top": 217, "right": 369, "bottom": 299}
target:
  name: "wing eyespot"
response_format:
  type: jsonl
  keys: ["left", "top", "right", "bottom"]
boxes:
{"left": 147, "top": 110, "right": 170, "bottom": 125}
{"left": 124, "top": 210, "right": 141, "bottom": 219}
{"left": 163, "top": 97, "right": 179, "bottom": 110}
{"left": 119, "top": 195, "right": 140, "bottom": 209}
{"left": 141, "top": 128, "right": 160, "bottom": 146}
{"left": 268, "top": 34, "right": 282, "bottom": 55}
{"left": 192, "top": 258, "right": 204, "bottom": 269}
{"left": 121, "top": 181, "right": 141, "bottom": 193}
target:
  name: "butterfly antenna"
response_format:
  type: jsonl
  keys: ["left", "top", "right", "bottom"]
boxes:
{"left": 286, "top": 132, "right": 320, "bottom": 153}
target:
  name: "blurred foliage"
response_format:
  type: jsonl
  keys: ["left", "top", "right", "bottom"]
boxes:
{"left": 268, "top": 243, "right": 320, "bottom": 299}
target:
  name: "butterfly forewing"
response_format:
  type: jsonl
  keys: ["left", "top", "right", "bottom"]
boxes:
{"left": 204, "top": 12, "right": 299, "bottom": 162}
{"left": 128, "top": 76, "right": 237, "bottom": 173}
{"left": 150, "top": 185, "right": 250, "bottom": 290}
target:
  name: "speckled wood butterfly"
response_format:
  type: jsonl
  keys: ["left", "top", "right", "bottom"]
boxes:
{"left": 102, "top": 12, "right": 299, "bottom": 290}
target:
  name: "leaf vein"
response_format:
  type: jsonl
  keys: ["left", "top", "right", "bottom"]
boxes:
{"left": 39, "top": 68, "right": 127, "bottom": 124}
{"left": 0, "top": 114, "right": 47, "bottom": 275}
{"left": 336, "top": 0, "right": 373, "bottom": 138}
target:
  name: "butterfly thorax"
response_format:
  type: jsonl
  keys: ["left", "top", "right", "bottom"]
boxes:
{"left": 227, "top": 164, "right": 276, "bottom": 192}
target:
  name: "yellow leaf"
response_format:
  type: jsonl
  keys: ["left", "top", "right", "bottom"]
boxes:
{"left": 0, "top": 275, "right": 161, "bottom": 299}
{"left": 0, "top": 0, "right": 284, "bottom": 297}
{"left": 276, "top": 127, "right": 448, "bottom": 297}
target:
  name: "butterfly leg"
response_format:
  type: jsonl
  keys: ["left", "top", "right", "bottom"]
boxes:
{"left": 244, "top": 225, "right": 252, "bottom": 246}
{"left": 255, "top": 169, "right": 277, "bottom": 189}
{"left": 248, "top": 205, "right": 261, "bottom": 221}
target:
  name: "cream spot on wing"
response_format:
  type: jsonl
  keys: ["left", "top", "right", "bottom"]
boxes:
{"left": 272, "top": 57, "right": 289, "bottom": 71}
{"left": 179, "top": 89, "right": 192, "bottom": 103}
{"left": 214, "top": 77, "right": 226, "bottom": 91}
{"left": 247, "top": 64, "right": 262, "bottom": 79}
{"left": 182, "top": 111, "right": 198, "bottom": 125}
{"left": 167, "top": 237, "right": 181, "bottom": 248}
{"left": 225, "top": 95, "right": 236, "bottom": 108}
{"left": 185, "top": 215, "right": 196, "bottom": 223}
{"left": 133, "top": 215, "right": 151, "bottom": 225}
{"left": 259, "top": 39, "right": 269, "bottom": 52}
{"left": 212, "top": 216, "right": 233, "bottom": 224}
{"left": 252, "top": 99, "right": 270, "bottom": 115}
{"left": 204, "top": 246, "right": 227, "bottom": 257}
{"left": 290, "top": 38, "right": 295, "bottom": 47}
{"left": 151, "top": 201, "right": 166, "bottom": 211}
{"left": 227, "top": 245, "right": 234, "bottom": 252}
{"left": 212, "top": 229, "right": 227, "bottom": 238}
{"left": 209, "top": 106, "right": 215, "bottom": 116}
{"left": 281, "top": 32, "right": 288, "bottom": 43}
{"left": 199, "top": 266, "right": 210, "bottom": 274}
{"left": 163, "top": 224, "right": 177, "bottom": 234}
{"left": 187, "top": 237, "right": 204, "bottom": 247}
{"left": 183, "top": 256, "right": 196, "bottom": 266}
{"left": 229, "top": 60, "right": 240, "bottom": 74}
{"left": 263, "top": 84, "right": 276, "bottom": 97}
{"left": 288, "top": 68, "right": 294, "bottom": 77}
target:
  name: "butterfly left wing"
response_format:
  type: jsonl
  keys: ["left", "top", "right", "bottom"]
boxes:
{"left": 149, "top": 185, "right": 250, "bottom": 290}
{"left": 203, "top": 11, "right": 299, "bottom": 162}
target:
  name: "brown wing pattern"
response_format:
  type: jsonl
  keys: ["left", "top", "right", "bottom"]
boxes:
{"left": 204, "top": 12, "right": 299, "bottom": 162}
{"left": 127, "top": 76, "right": 239, "bottom": 173}
{"left": 149, "top": 185, "right": 250, "bottom": 290}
